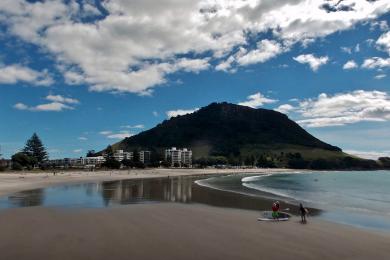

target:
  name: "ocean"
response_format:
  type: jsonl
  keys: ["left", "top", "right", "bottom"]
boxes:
{"left": 196, "top": 170, "right": 390, "bottom": 232}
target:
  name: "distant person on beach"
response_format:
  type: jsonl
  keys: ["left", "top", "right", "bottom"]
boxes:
{"left": 272, "top": 201, "right": 280, "bottom": 219}
{"left": 300, "top": 203, "right": 308, "bottom": 223}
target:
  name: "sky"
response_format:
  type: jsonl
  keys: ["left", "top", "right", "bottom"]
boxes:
{"left": 0, "top": 0, "right": 390, "bottom": 159}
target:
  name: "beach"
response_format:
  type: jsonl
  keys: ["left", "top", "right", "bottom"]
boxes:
{"left": 0, "top": 169, "right": 389, "bottom": 260}
{"left": 0, "top": 168, "right": 288, "bottom": 197}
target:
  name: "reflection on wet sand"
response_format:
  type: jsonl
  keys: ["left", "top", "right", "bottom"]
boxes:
{"left": 1, "top": 176, "right": 321, "bottom": 215}
{"left": 100, "top": 176, "right": 193, "bottom": 205}
{"left": 7, "top": 189, "right": 45, "bottom": 207}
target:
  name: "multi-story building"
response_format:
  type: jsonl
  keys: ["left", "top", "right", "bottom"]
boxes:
{"left": 181, "top": 148, "right": 192, "bottom": 167}
{"left": 165, "top": 147, "right": 192, "bottom": 167}
{"left": 139, "top": 151, "right": 151, "bottom": 164}
{"left": 49, "top": 156, "right": 105, "bottom": 168}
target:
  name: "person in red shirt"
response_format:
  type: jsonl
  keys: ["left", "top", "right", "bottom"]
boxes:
{"left": 272, "top": 201, "right": 280, "bottom": 219}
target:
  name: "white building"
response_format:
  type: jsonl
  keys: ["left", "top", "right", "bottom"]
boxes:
{"left": 181, "top": 148, "right": 192, "bottom": 167}
{"left": 165, "top": 147, "right": 192, "bottom": 167}
{"left": 49, "top": 156, "right": 105, "bottom": 168}
{"left": 113, "top": 149, "right": 151, "bottom": 164}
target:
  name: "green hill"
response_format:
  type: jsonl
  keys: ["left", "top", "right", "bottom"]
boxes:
{"left": 111, "top": 102, "right": 379, "bottom": 169}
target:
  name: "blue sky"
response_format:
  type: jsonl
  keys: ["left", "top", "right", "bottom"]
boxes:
{"left": 1, "top": 0, "right": 390, "bottom": 159}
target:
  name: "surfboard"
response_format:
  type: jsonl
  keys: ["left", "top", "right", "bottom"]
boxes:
{"left": 257, "top": 211, "right": 291, "bottom": 221}
{"left": 258, "top": 217, "right": 289, "bottom": 221}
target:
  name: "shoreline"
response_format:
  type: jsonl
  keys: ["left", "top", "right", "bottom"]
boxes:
{"left": 0, "top": 168, "right": 291, "bottom": 197}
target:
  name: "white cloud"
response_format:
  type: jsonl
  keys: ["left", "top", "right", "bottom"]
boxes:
{"left": 361, "top": 57, "right": 390, "bottom": 69}
{"left": 238, "top": 92, "right": 277, "bottom": 108}
{"left": 236, "top": 40, "right": 286, "bottom": 66}
{"left": 354, "top": 43, "right": 360, "bottom": 53}
{"left": 166, "top": 108, "right": 199, "bottom": 118}
{"left": 152, "top": 111, "right": 159, "bottom": 117}
{"left": 99, "top": 130, "right": 132, "bottom": 139}
{"left": 46, "top": 95, "right": 79, "bottom": 104}
{"left": 374, "top": 74, "right": 386, "bottom": 79}
{"left": 14, "top": 102, "right": 74, "bottom": 112}
{"left": 13, "top": 93, "right": 79, "bottom": 112}
{"left": 294, "top": 90, "right": 390, "bottom": 127}
{"left": 1, "top": 0, "right": 389, "bottom": 94}
{"left": 78, "top": 137, "right": 88, "bottom": 141}
{"left": 376, "top": 31, "right": 390, "bottom": 55}
{"left": 73, "top": 149, "right": 83, "bottom": 153}
{"left": 340, "top": 47, "right": 352, "bottom": 54}
{"left": 107, "top": 131, "right": 133, "bottom": 139}
{"left": 0, "top": 64, "right": 53, "bottom": 86}
{"left": 99, "top": 131, "right": 112, "bottom": 135}
{"left": 293, "top": 54, "right": 329, "bottom": 71}
{"left": 121, "top": 124, "right": 145, "bottom": 129}
{"left": 343, "top": 60, "right": 358, "bottom": 70}
{"left": 275, "top": 104, "right": 295, "bottom": 114}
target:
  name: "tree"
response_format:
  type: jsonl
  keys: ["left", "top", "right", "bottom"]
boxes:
{"left": 11, "top": 152, "right": 36, "bottom": 170}
{"left": 104, "top": 145, "right": 114, "bottom": 160}
{"left": 103, "top": 145, "right": 120, "bottom": 169}
{"left": 132, "top": 148, "right": 140, "bottom": 163}
{"left": 121, "top": 159, "right": 134, "bottom": 168}
{"left": 23, "top": 133, "right": 48, "bottom": 167}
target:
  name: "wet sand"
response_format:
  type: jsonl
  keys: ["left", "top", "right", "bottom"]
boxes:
{"left": 0, "top": 168, "right": 288, "bottom": 197}
{"left": 0, "top": 168, "right": 389, "bottom": 259}
{"left": 0, "top": 203, "right": 389, "bottom": 260}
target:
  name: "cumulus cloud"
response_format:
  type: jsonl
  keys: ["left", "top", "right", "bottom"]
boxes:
{"left": 275, "top": 104, "right": 295, "bottom": 114}
{"left": 294, "top": 90, "right": 390, "bottom": 127}
{"left": 0, "top": 64, "right": 53, "bottom": 86}
{"left": 361, "top": 57, "right": 390, "bottom": 69}
{"left": 293, "top": 54, "right": 329, "bottom": 71}
{"left": 13, "top": 94, "right": 80, "bottom": 112}
{"left": 46, "top": 95, "right": 79, "bottom": 104}
{"left": 1, "top": 0, "right": 389, "bottom": 94}
{"left": 376, "top": 31, "right": 390, "bottom": 54}
{"left": 238, "top": 92, "right": 277, "bottom": 108}
{"left": 166, "top": 108, "right": 199, "bottom": 118}
{"left": 14, "top": 102, "right": 74, "bottom": 112}
{"left": 340, "top": 46, "right": 352, "bottom": 54}
{"left": 236, "top": 40, "right": 286, "bottom": 66}
{"left": 343, "top": 60, "right": 358, "bottom": 70}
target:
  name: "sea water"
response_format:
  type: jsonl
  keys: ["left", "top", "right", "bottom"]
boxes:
{"left": 198, "top": 171, "right": 390, "bottom": 231}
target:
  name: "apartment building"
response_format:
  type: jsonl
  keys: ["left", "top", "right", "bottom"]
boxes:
{"left": 165, "top": 147, "right": 192, "bottom": 167}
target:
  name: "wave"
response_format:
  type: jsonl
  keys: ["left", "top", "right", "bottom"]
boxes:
{"left": 242, "top": 183, "right": 292, "bottom": 199}
{"left": 241, "top": 174, "right": 270, "bottom": 183}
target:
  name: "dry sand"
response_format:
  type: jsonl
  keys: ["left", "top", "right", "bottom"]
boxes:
{"left": 0, "top": 168, "right": 389, "bottom": 260}
{"left": 0, "top": 204, "right": 389, "bottom": 260}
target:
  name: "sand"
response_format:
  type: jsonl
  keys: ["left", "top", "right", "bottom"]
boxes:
{"left": 0, "top": 204, "right": 389, "bottom": 260}
{"left": 0, "top": 168, "right": 288, "bottom": 197}
{"left": 0, "top": 168, "right": 389, "bottom": 260}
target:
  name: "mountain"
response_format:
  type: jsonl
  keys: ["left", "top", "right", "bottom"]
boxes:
{"left": 111, "top": 102, "right": 354, "bottom": 163}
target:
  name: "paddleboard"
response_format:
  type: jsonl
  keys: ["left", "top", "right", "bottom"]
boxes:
{"left": 258, "top": 217, "right": 289, "bottom": 221}
{"left": 257, "top": 211, "right": 291, "bottom": 221}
